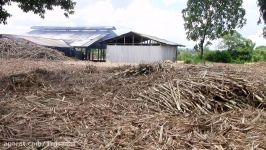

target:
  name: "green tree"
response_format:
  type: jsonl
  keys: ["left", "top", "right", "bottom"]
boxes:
{"left": 182, "top": 0, "right": 246, "bottom": 60}
{"left": 218, "top": 31, "right": 255, "bottom": 63}
{"left": 205, "top": 50, "right": 232, "bottom": 63}
{"left": 253, "top": 46, "right": 266, "bottom": 62}
{"left": 218, "top": 32, "right": 255, "bottom": 51}
{"left": 0, "top": 0, "right": 76, "bottom": 24}
{"left": 258, "top": 0, "right": 266, "bottom": 24}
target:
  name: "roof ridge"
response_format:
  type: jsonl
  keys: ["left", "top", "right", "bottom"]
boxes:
{"left": 31, "top": 26, "right": 116, "bottom": 31}
{"left": 106, "top": 31, "right": 185, "bottom": 47}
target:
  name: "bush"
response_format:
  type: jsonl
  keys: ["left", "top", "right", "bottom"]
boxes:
{"left": 184, "top": 58, "right": 192, "bottom": 64}
{"left": 178, "top": 45, "right": 266, "bottom": 64}
{"left": 252, "top": 46, "right": 266, "bottom": 62}
{"left": 205, "top": 50, "right": 232, "bottom": 63}
{"left": 183, "top": 56, "right": 202, "bottom": 64}
{"left": 178, "top": 51, "right": 202, "bottom": 64}
{"left": 177, "top": 51, "right": 194, "bottom": 61}
{"left": 229, "top": 49, "right": 253, "bottom": 63}
{"left": 218, "top": 31, "right": 255, "bottom": 63}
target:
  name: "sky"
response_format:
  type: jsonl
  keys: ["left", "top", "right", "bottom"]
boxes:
{"left": 0, "top": 0, "right": 265, "bottom": 48}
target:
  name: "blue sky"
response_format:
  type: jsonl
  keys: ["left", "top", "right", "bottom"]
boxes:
{"left": 0, "top": 0, "right": 265, "bottom": 48}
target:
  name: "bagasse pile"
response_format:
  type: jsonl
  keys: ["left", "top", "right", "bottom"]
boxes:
{"left": 0, "top": 61, "right": 266, "bottom": 149}
{"left": 140, "top": 72, "right": 265, "bottom": 114}
{"left": 0, "top": 37, "right": 70, "bottom": 60}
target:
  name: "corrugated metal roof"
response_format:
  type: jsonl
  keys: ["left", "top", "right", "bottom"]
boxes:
{"left": 17, "top": 35, "right": 70, "bottom": 47}
{"left": 70, "top": 34, "right": 106, "bottom": 47}
{"left": 3, "top": 34, "right": 70, "bottom": 47}
{"left": 134, "top": 32, "right": 184, "bottom": 47}
{"left": 105, "top": 31, "right": 185, "bottom": 47}
{"left": 26, "top": 26, "right": 117, "bottom": 47}
{"left": 31, "top": 26, "right": 116, "bottom": 31}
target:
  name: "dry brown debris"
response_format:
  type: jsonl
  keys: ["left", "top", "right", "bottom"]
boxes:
{"left": 0, "top": 37, "right": 71, "bottom": 60}
{"left": 140, "top": 71, "right": 266, "bottom": 115}
{"left": 0, "top": 61, "right": 266, "bottom": 149}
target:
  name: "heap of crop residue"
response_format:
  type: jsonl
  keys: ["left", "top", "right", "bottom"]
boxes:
{"left": 0, "top": 37, "right": 71, "bottom": 60}
{"left": 140, "top": 70, "right": 266, "bottom": 115}
{"left": 0, "top": 62, "right": 266, "bottom": 149}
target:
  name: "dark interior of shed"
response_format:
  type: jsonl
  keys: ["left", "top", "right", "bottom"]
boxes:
{"left": 106, "top": 33, "right": 161, "bottom": 46}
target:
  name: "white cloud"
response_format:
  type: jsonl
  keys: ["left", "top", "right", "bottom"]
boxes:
{"left": 161, "top": 0, "right": 187, "bottom": 6}
{"left": 162, "top": 0, "right": 178, "bottom": 6}
{"left": 0, "top": 0, "right": 265, "bottom": 48}
{"left": 70, "top": 0, "right": 192, "bottom": 46}
{"left": 248, "top": 30, "right": 265, "bottom": 47}
{"left": 0, "top": 0, "right": 193, "bottom": 47}
{"left": 240, "top": 0, "right": 266, "bottom": 46}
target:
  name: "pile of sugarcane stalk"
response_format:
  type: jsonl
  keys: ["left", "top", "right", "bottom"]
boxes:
{"left": 140, "top": 72, "right": 266, "bottom": 115}
{"left": 0, "top": 37, "right": 70, "bottom": 60}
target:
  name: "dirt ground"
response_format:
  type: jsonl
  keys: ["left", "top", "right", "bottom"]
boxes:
{"left": 0, "top": 59, "right": 265, "bottom": 150}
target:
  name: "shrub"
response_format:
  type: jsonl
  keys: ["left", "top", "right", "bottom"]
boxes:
{"left": 205, "top": 50, "right": 232, "bottom": 63}
{"left": 252, "top": 46, "right": 266, "bottom": 62}
{"left": 177, "top": 51, "right": 194, "bottom": 61}
{"left": 184, "top": 58, "right": 192, "bottom": 64}
{"left": 218, "top": 31, "right": 255, "bottom": 63}
{"left": 229, "top": 49, "right": 253, "bottom": 63}
{"left": 178, "top": 51, "right": 202, "bottom": 64}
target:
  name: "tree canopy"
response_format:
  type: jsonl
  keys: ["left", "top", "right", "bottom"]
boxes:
{"left": 258, "top": 0, "right": 266, "bottom": 23}
{"left": 182, "top": 0, "right": 246, "bottom": 60}
{"left": 218, "top": 31, "right": 255, "bottom": 62}
{"left": 218, "top": 31, "right": 255, "bottom": 52}
{"left": 0, "top": 0, "right": 76, "bottom": 24}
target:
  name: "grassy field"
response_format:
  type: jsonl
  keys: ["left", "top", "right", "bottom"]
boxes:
{"left": 0, "top": 59, "right": 265, "bottom": 149}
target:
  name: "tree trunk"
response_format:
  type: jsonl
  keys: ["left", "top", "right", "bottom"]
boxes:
{"left": 199, "top": 38, "right": 205, "bottom": 64}
{"left": 200, "top": 27, "right": 207, "bottom": 63}
{"left": 199, "top": 42, "right": 204, "bottom": 60}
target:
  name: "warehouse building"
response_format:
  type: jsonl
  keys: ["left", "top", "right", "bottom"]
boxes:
{"left": 5, "top": 27, "right": 185, "bottom": 63}
{"left": 9, "top": 26, "right": 117, "bottom": 61}
{"left": 104, "top": 31, "right": 185, "bottom": 64}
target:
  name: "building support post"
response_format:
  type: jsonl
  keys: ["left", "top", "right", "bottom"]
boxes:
{"left": 132, "top": 34, "right": 135, "bottom": 45}
{"left": 91, "top": 49, "right": 94, "bottom": 61}
{"left": 85, "top": 48, "right": 88, "bottom": 60}
{"left": 101, "top": 49, "right": 104, "bottom": 60}
{"left": 101, "top": 49, "right": 102, "bottom": 61}
{"left": 88, "top": 49, "right": 91, "bottom": 61}
{"left": 98, "top": 49, "right": 100, "bottom": 61}
{"left": 103, "top": 49, "right": 106, "bottom": 61}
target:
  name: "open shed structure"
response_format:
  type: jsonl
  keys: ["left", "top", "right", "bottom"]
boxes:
{"left": 105, "top": 31, "right": 185, "bottom": 64}
{"left": 11, "top": 26, "right": 117, "bottom": 61}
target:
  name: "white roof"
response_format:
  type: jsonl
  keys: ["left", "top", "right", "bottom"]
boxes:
{"left": 25, "top": 26, "right": 117, "bottom": 47}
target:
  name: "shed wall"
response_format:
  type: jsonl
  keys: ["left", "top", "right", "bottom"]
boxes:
{"left": 106, "top": 45, "right": 176, "bottom": 64}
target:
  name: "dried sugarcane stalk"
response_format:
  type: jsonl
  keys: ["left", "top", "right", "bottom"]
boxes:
{"left": 140, "top": 72, "right": 266, "bottom": 115}
{"left": 0, "top": 37, "right": 70, "bottom": 61}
